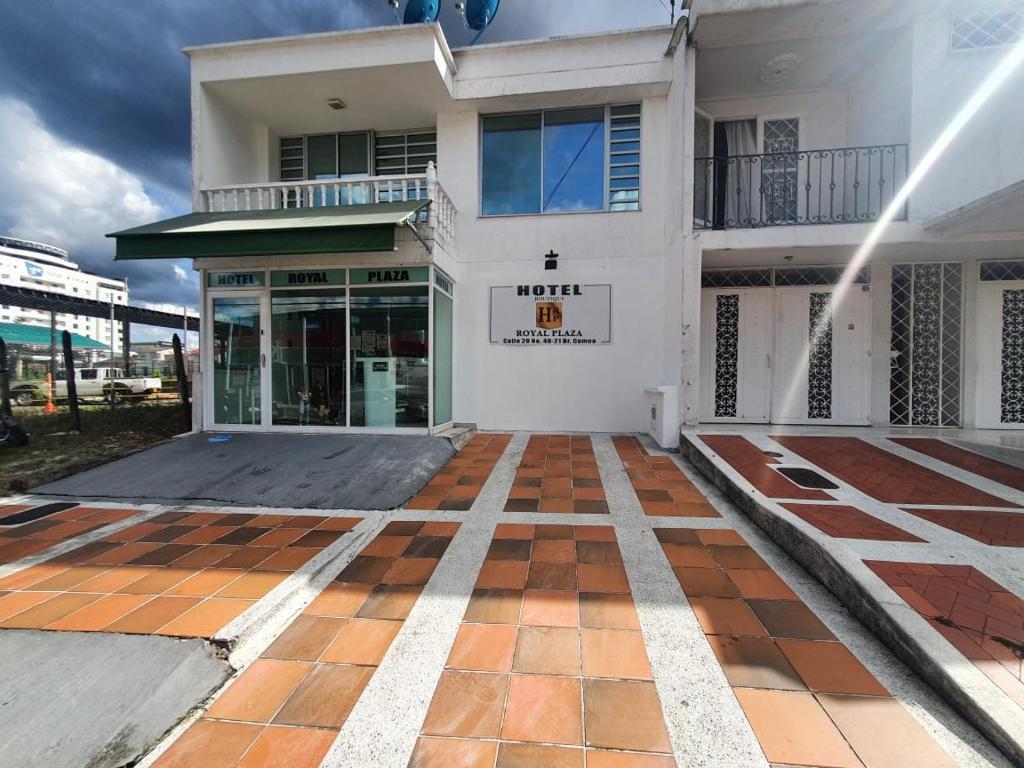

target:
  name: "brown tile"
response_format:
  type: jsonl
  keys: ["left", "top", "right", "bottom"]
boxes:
{"left": 357, "top": 535, "right": 412, "bottom": 558}
{"left": 495, "top": 524, "right": 535, "bottom": 539}
{"left": 573, "top": 500, "right": 610, "bottom": 514}
{"left": 402, "top": 537, "right": 452, "bottom": 559}
{"left": 706, "top": 636, "right": 806, "bottom": 690}
{"left": 661, "top": 544, "right": 717, "bottom": 569}
{"left": 464, "top": 589, "right": 523, "bottom": 624}
{"left": 256, "top": 547, "right": 319, "bottom": 572}
{"left": 735, "top": 689, "right": 860, "bottom": 768}
{"left": 206, "top": 658, "right": 312, "bottom": 723}
{"left": 583, "top": 678, "right": 672, "bottom": 752}
{"left": 505, "top": 499, "right": 540, "bottom": 513}
{"left": 169, "top": 545, "right": 236, "bottom": 569}
{"left": 535, "top": 524, "right": 574, "bottom": 540}
{"left": 30, "top": 565, "right": 112, "bottom": 592}
{"left": 152, "top": 719, "right": 261, "bottom": 768}
{"left": 747, "top": 600, "right": 836, "bottom": 640}
{"left": 476, "top": 560, "right": 529, "bottom": 590}
{"left": 726, "top": 569, "right": 798, "bottom": 601}
{"left": 585, "top": 751, "right": 676, "bottom": 768}
{"left": 235, "top": 724, "right": 336, "bottom": 768}
{"left": 581, "top": 628, "right": 653, "bottom": 680}
{"left": 707, "top": 545, "right": 769, "bottom": 570}
{"left": 408, "top": 737, "right": 497, "bottom": 768}
{"left": 273, "top": 662, "right": 374, "bottom": 728}
{"left": 653, "top": 528, "right": 701, "bottom": 545}
{"left": 487, "top": 539, "right": 533, "bottom": 561}
{"left": 696, "top": 529, "right": 747, "bottom": 546}
{"left": 1, "top": 592, "right": 100, "bottom": 629}
{"left": 575, "top": 541, "right": 623, "bottom": 565}
{"left": 513, "top": 626, "right": 581, "bottom": 675}
{"left": 496, "top": 743, "right": 584, "bottom": 768}
{"left": 216, "top": 571, "right": 287, "bottom": 599}
{"left": 290, "top": 530, "right": 341, "bottom": 548}
{"left": 103, "top": 596, "right": 201, "bottom": 634}
{"left": 777, "top": 640, "right": 888, "bottom": 696}
{"left": 577, "top": 564, "right": 630, "bottom": 594}
{"left": 321, "top": 618, "right": 402, "bottom": 665}
{"left": 580, "top": 592, "right": 641, "bottom": 630}
{"left": 382, "top": 557, "right": 439, "bottom": 586}
{"left": 502, "top": 673, "right": 583, "bottom": 745}
{"left": 382, "top": 521, "right": 424, "bottom": 536}
{"left": 129, "top": 543, "right": 197, "bottom": 566}
{"left": 421, "top": 670, "right": 508, "bottom": 738}
{"left": 526, "top": 561, "right": 577, "bottom": 591}
{"left": 521, "top": 589, "right": 578, "bottom": 627}
{"left": 532, "top": 539, "right": 576, "bottom": 563}
{"left": 45, "top": 593, "right": 151, "bottom": 631}
{"left": 688, "top": 597, "right": 767, "bottom": 637}
{"left": 338, "top": 556, "right": 394, "bottom": 584}
{"left": 817, "top": 693, "right": 958, "bottom": 768}
{"left": 447, "top": 623, "right": 517, "bottom": 672}
{"left": 262, "top": 615, "right": 347, "bottom": 661}
{"left": 356, "top": 585, "right": 422, "bottom": 620}
{"left": 306, "top": 582, "right": 373, "bottom": 618}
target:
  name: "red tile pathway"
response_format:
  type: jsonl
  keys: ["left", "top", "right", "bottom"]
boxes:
{"left": 890, "top": 438, "right": 1024, "bottom": 493}
{"left": 613, "top": 436, "right": 720, "bottom": 517}
{"left": 155, "top": 520, "right": 460, "bottom": 768}
{"left": 409, "top": 523, "right": 676, "bottom": 767}
{"left": 406, "top": 434, "right": 511, "bottom": 511}
{"left": 781, "top": 503, "right": 923, "bottom": 542}
{"left": 867, "top": 561, "right": 1024, "bottom": 708}
{"left": 772, "top": 436, "right": 1018, "bottom": 508}
{"left": 504, "top": 435, "right": 609, "bottom": 514}
{"left": 0, "top": 505, "right": 138, "bottom": 565}
{"left": 903, "top": 508, "right": 1024, "bottom": 547}
{"left": 659, "top": 528, "right": 957, "bottom": 767}
{"left": 0, "top": 511, "right": 359, "bottom": 638}
{"left": 699, "top": 435, "right": 833, "bottom": 501}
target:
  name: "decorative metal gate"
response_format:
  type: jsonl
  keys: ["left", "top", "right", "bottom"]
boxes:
{"left": 889, "top": 263, "right": 963, "bottom": 426}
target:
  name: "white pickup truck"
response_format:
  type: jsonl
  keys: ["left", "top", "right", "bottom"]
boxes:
{"left": 11, "top": 367, "right": 162, "bottom": 406}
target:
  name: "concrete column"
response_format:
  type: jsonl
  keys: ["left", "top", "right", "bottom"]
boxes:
{"left": 679, "top": 42, "right": 701, "bottom": 427}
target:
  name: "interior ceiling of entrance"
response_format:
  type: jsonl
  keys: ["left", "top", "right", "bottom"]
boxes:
{"left": 205, "top": 63, "right": 451, "bottom": 136}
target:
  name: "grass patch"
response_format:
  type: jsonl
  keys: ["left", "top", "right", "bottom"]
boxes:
{"left": 0, "top": 403, "right": 188, "bottom": 493}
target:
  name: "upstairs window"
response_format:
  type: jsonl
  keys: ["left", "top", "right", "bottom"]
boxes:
{"left": 375, "top": 131, "right": 437, "bottom": 175}
{"left": 481, "top": 104, "right": 640, "bottom": 216}
{"left": 951, "top": 6, "right": 1022, "bottom": 51}
{"left": 278, "top": 132, "right": 370, "bottom": 181}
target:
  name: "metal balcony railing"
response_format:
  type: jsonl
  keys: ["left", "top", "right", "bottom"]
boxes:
{"left": 694, "top": 144, "right": 909, "bottom": 229}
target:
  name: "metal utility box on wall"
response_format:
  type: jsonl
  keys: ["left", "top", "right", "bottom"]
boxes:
{"left": 645, "top": 385, "right": 679, "bottom": 450}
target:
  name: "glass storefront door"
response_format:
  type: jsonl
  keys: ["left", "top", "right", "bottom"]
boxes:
{"left": 270, "top": 290, "right": 347, "bottom": 426}
{"left": 211, "top": 295, "right": 263, "bottom": 426}
{"left": 349, "top": 286, "right": 429, "bottom": 427}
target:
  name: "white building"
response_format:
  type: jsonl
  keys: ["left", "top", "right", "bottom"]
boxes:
{"left": 0, "top": 236, "right": 128, "bottom": 354}
{"left": 109, "top": 0, "right": 1024, "bottom": 437}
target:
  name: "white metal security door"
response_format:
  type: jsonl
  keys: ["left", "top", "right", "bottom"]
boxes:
{"left": 977, "top": 279, "right": 1024, "bottom": 429}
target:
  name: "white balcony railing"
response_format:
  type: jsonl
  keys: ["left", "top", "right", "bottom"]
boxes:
{"left": 199, "top": 162, "right": 456, "bottom": 253}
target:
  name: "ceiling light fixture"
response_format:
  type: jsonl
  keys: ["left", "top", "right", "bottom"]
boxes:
{"left": 326, "top": 98, "right": 346, "bottom": 110}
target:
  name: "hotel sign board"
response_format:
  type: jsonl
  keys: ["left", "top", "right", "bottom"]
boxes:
{"left": 489, "top": 284, "right": 612, "bottom": 345}
{"left": 207, "top": 271, "right": 266, "bottom": 288}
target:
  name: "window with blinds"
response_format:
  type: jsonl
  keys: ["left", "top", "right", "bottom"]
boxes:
{"left": 374, "top": 131, "right": 437, "bottom": 175}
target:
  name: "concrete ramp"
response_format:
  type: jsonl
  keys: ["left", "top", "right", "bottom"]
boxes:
{"left": 34, "top": 432, "right": 456, "bottom": 510}
{"left": 0, "top": 630, "right": 230, "bottom": 768}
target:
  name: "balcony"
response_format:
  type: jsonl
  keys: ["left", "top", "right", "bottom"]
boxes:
{"left": 198, "top": 163, "right": 456, "bottom": 255}
{"left": 694, "top": 144, "right": 908, "bottom": 230}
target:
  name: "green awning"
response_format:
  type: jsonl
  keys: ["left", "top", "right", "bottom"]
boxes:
{"left": 107, "top": 200, "right": 429, "bottom": 260}
{"left": 0, "top": 322, "right": 108, "bottom": 349}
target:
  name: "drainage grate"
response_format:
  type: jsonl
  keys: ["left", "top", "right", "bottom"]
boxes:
{"left": 775, "top": 467, "right": 838, "bottom": 490}
{"left": 0, "top": 502, "right": 79, "bottom": 526}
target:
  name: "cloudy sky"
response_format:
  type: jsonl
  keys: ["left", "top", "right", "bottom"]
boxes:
{"left": 0, "top": 0, "right": 669, "bottom": 321}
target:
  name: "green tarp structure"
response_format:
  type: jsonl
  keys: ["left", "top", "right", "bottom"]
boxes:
{"left": 0, "top": 321, "right": 108, "bottom": 349}
{"left": 107, "top": 200, "right": 429, "bottom": 260}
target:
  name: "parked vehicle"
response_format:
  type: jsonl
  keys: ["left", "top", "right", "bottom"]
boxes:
{"left": 10, "top": 367, "right": 162, "bottom": 406}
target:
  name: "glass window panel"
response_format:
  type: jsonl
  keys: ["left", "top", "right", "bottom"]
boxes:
{"left": 610, "top": 177, "right": 639, "bottom": 190}
{"left": 482, "top": 114, "right": 542, "bottom": 215}
{"left": 610, "top": 128, "right": 640, "bottom": 141}
{"left": 542, "top": 108, "right": 605, "bottom": 212}
{"left": 610, "top": 140, "right": 640, "bottom": 153}
{"left": 212, "top": 297, "right": 261, "bottom": 426}
{"left": 610, "top": 153, "right": 640, "bottom": 165}
{"left": 339, "top": 133, "right": 369, "bottom": 175}
{"left": 610, "top": 165, "right": 640, "bottom": 177}
{"left": 271, "top": 290, "right": 347, "bottom": 426}
{"left": 433, "top": 288, "right": 453, "bottom": 426}
{"left": 307, "top": 135, "right": 337, "bottom": 179}
{"left": 611, "top": 104, "right": 640, "bottom": 117}
{"left": 349, "top": 287, "right": 429, "bottom": 427}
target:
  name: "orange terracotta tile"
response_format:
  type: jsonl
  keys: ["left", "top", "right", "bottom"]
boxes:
{"left": 696, "top": 529, "right": 747, "bottom": 546}
{"left": 421, "top": 670, "right": 509, "bottom": 738}
{"left": 408, "top": 737, "right": 498, "bottom": 768}
{"left": 158, "top": 598, "right": 254, "bottom": 637}
{"left": 305, "top": 582, "right": 373, "bottom": 618}
{"left": 776, "top": 639, "right": 888, "bottom": 696}
{"left": 356, "top": 585, "right": 423, "bottom": 621}
{"left": 579, "top": 592, "right": 641, "bottom": 630}
{"left": 581, "top": 628, "right": 653, "bottom": 680}
{"left": 235, "top": 724, "right": 337, "bottom": 768}
{"left": 45, "top": 593, "right": 151, "bottom": 631}
{"left": 734, "top": 688, "right": 861, "bottom": 768}
{"left": 382, "top": 557, "right": 439, "bottom": 586}
{"left": 747, "top": 600, "right": 836, "bottom": 641}
{"left": 707, "top": 636, "right": 805, "bottom": 690}
{"left": 583, "top": 678, "right": 672, "bottom": 752}
{"left": 526, "top": 561, "right": 577, "bottom": 591}
{"left": 661, "top": 544, "right": 717, "bottom": 569}
{"left": 476, "top": 560, "right": 529, "bottom": 590}
{"left": 361, "top": 535, "right": 414, "bottom": 558}
{"left": 216, "top": 571, "right": 287, "bottom": 599}
{"left": 257, "top": 547, "right": 319, "bottom": 571}
{"left": 30, "top": 565, "right": 112, "bottom": 592}
{"left": 152, "top": 720, "right": 261, "bottom": 768}
{"left": 726, "top": 569, "right": 799, "bottom": 601}
{"left": 497, "top": 743, "right": 584, "bottom": 768}
{"left": 0, "top": 590, "right": 53, "bottom": 621}
{"left": 672, "top": 567, "right": 741, "bottom": 598}
{"left": 464, "top": 589, "right": 523, "bottom": 625}
{"left": 520, "top": 589, "right": 578, "bottom": 628}
{"left": 586, "top": 751, "right": 676, "bottom": 768}
{"left": 494, "top": 523, "right": 534, "bottom": 540}
{"left": 1, "top": 592, "right": 100, "bottom": 629}
{"left": 103, "top": 596, "right": 201, "bottom": 634}
{"left": 447, "top": 623, "right": 517, "bottom": 672}
{"left": 118, "top": 567, "right": 195, "bottom": 596}
{"left": 513, "top": 626, "right": 581, "bottom": 675}
{"left": 263, "top": 615, "right": 347, "bottom": 661}
{"left": 577, "top": 564, "right": 630, "bottom": 594}
{"left": 688, "top": 597, "right": 767, "bottom": 637}
{"left": 501, "top": 673, "right": 583, "bottom": 746}
{"left": 532, "top": 539, "right": 576, "bottom": 563}
{"left": 207, "top": 658, "right": 313, "bottom": 723}
{"left": 574, "top": 526, "right": 616, "bottom": 542}
{"left": 0, "top": 563, "right": 70, "bottom": 590}
{"left": 165, "top": 568, "right": 242, "bottom": 597}
{"left": 321, "top": 618, "right": 402, "bottom": 665}
{"left": 273, "top": 663, "right": 375, "bottom": 728}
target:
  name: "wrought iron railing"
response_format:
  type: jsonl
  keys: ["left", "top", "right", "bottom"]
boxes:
{"left": 694, "top": 144, "right": 908, "bottom": 229}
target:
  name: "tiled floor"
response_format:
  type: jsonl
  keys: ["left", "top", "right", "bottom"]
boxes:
{"left": 408, "top": 523, "right": 676, "bottom": 767}
{"left": 503, "top": 435, "right": 609, "bottom": 514}
{"left": 613, "top": 436, "right": 719, "bottom": 517}
{"left": 658, "top": 527, "right": 958, "bottom": 768}
{"left": 699, "top": 435, "right": 833, "bottom": 501}
{"left": 782, "top": 503, "right": 923, "bottom": 542}
{"left": 155, "top": 521, "right": 460, "bottom": 768}
{"left": 406, "top": 434, "right": 512, "bottom": 511}
{"left": 772, "top": 436, "right": 1018, "bottom": 508}
{"left": 904, "top": 508, "right": 1024, "bottom": 547}
{"left": 867, "top": 561, "right": 1024, "bottom": 708}
{"left": 890, "top": 438, "right": 1024, "bottom": 493}
{"left": 0, "top": 504, "right": 138, "bottom": 564}
{"left": 0, "top": 511, "right": 359, "bottom": 638}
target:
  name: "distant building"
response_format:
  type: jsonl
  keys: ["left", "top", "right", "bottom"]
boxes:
{"left": 0, "top": 235, "right": 127, "bottom": 354}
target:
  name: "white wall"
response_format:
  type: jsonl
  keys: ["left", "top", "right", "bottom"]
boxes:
{"left": 696, "top": 89, "right": 848, "bottom": 150}
{"left": 197, "top": 88, "right": 271, "bottom": 189}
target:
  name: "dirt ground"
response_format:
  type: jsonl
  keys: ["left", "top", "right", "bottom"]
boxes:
{"left": 0, "top": 402, "right": 188, "bottom": 493}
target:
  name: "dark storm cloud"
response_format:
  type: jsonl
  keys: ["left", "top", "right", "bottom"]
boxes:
{"left": 0, "top": 1, "right": 668, "bottom": 308}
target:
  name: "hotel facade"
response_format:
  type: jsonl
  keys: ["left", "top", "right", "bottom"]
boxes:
{"left": 110, "top": 0, "right": 1024, "bottom": 440}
